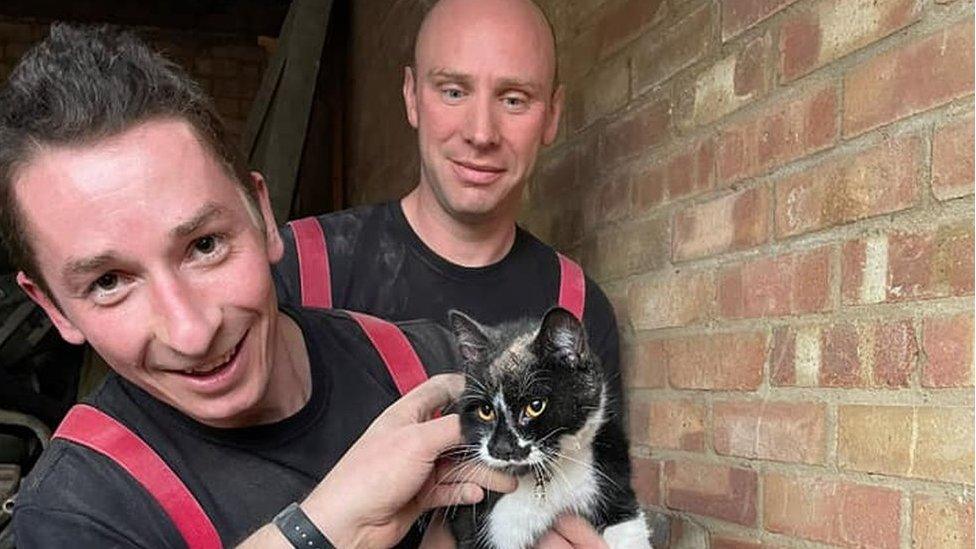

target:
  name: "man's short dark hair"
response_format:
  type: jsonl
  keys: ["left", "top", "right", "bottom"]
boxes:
{"left": 0, "top": 23, "right": 256, "bottom": 295}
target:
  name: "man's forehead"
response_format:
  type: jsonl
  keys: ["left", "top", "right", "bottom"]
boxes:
{"left": 414, "top": 0, "right": 556, "bottom": 83}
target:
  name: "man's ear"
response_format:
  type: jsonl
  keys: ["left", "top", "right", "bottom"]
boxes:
{"left": 403, "top": 66, "right": 419, "bottom": 129}
{"left": 16, "top": 272, "right": 85, "bottom": 345}
{"left": 248, "top": 171, "right": 284, "bottom": 263}
{"left": 542, "top": 84, "right": 564, "bottom": 146}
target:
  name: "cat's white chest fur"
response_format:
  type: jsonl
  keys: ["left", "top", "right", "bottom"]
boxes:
{"left": 483, "top": 413, "right": 652, "bottom": 549}
{"left": 485, "top": 440, "right": 600, "bottom": 549}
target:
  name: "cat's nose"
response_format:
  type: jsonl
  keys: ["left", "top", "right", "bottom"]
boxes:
{"left": 490, "top": 434, "right": 529, "bottom": 461}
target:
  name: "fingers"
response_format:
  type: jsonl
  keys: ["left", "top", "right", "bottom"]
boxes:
{"left": 550, "top": 515, "right": 608, "bottom": 549}
{"left": 534, "top": 531, "right": 574, "bottom": 549}
{"left": 404, "top": 413, "right": 464, "bottom": 459}
{"left": 418, "top": 482, "right": 484, "bottom": 510}
{"left": 389, "top": 374, "right": 465, "bottom": 424}
{"left": 434, "top": 460, "right": 518, "bottom": 494}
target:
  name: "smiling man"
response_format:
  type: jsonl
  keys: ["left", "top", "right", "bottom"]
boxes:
{"left": 272, "top": 0, "right": 632, "bottom": 545}
{"left": 3, "top": 24, "right": 515, "bottom": 549}
{"left": 274, "top": 0, "right": 622, "bottom": 412}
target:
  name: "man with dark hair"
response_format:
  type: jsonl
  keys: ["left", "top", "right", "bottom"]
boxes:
{"left": 273, "top": 0, "right": 628, "bottom": 545}
{"left": 3, "top": 24, "right": 514, "bottom": 548}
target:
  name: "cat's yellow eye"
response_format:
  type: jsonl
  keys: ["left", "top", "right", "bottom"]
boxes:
{"left": 525, "top": 399, "right": 547, "bottom": 419}
{"left": 477, "top": 404, "right": 495, "bottom": 422}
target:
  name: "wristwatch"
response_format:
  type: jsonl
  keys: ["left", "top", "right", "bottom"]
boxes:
{"left": 272, "top": 502, "right": 335, "bottom": 549}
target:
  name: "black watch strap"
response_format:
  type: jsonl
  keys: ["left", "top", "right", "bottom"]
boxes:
{"left": 272, "top": 502, "right": 335, "bottom": 549}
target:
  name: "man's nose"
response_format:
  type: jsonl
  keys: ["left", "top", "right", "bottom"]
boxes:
{"left": 463, "top": 95, "right": 500, "bottom": 149}
{"left": 149, "top": 274, "right": 220, "bottom": 357}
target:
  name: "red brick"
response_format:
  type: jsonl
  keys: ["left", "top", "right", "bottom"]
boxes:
{"left": 692, "top": 33, "right": 772, "bottom": 126}
{"left": 665, "top": 461, "right": 757, "bottom": 525}
{"left": 872, "top": 319, "right": 917, "bottom": 387}
{"left": 820, "top": 322, "right": 864, "bottom": 387}
{"left": 770, "top": 327, "right": 797, "bottom": 385}
{"left": 666, "top": 331, "right": 765, "bottom": 390}
{"left": 711, "top": 537, "right": 783, "bottom": 549}
{"left": 844, "top": 19, "right": 975, "bottom": 137}
{"left": 631, "top": 457, "right": 662, "bottom": 507}
{"left": 779, "top": 0, "right": 922, "bottom": 81}
{"left": 532, "top": 147, "right": 578, "bottom": 206}
{"left": 628, "top": 269, "right": 713, "bottom": 330}
{"left": 628, "top": 396, "right": 652, "bottom": 445}
{"left": 922, "top": 313, "right": 974, "bottom": 387}
{"left": 718, "top": 247, "right": 831, "bottom": 319}
{"left": 580, "top": 216, "right": 668, "bottom": 282}
{"left": 649, "top": 400, "right": 706, "bottom": 451}
{"left": 593, "top": 0, "right": 668, "bottom": 59}
{"left": 932, "top": 114, "right": 975, "bottom": 201}
{"left": 600, "top": 98, "right": 672, "bottom": 166}
{"left": 764, "top": 473, "right": 901, "bottom": 548}
{"left": 713, "top": 400, "right": 826, "bottom": 464}
{"left": 775, "top": 136, "right": 922, "bottom": 238}
{"left": 912, "top": 495, "right": 975, "bottom": 549}
{"left": 842, "top": 224, "right": 975, "bottom": 304}
{"left": 674, "top": 186, "right": 770, "bottom": 261}
{"left": 583, "top": 171, "right": 632, "bottom": 230}
{"left": 716, "top": 83, "right": 838, "bottom": 185}
{"left": 632, "top": 4, "right": 713, "bottom": 93}
{"left": 622, "top": 338, "right": 667, "bottom": 389}
{"left": 887, "top": 224, "right": 975, "bottom": 302}
{"left": 570, "top": 55, "right": 630, "bottom": 130}
{"left": 722, "top": 0, "right": 800, "bottom": 40}
{"left": 633, "top": 138, "right": 715, "bottom": 214}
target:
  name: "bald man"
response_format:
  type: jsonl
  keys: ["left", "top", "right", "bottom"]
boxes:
{"left": 273, "top": 0, "right": 637, "bottom": 545}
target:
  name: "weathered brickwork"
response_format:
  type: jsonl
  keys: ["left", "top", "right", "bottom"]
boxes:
{"left": 526, "top": 1, "right": 974, "bottom": 546}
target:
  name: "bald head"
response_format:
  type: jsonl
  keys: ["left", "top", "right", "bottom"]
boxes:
{"left": 414, "top": 0, "right": 558, "bottom": 92}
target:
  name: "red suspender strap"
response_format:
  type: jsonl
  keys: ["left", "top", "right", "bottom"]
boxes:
{"left": 557, "top": 253, "right": 586, "bottom": 320}
{"left": 288, "top": 217, "right": 333, "bottom": 309}
{"left": 52, "top": 405, "right": 222, "bottom": 549}
{"left": 347, "top": 311, "right": 429, "bottom": 396}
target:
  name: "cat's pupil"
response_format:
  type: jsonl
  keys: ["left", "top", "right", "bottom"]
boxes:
{"left": 525, "top": 399, "right": 546, "bottom": 418}
{"left": 477, "top": 403, "right": 495, "bottom": 422}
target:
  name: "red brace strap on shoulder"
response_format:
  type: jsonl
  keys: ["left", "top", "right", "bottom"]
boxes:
{"left": 52, "top": 405, "right": 222, "bottom": 549}
{"left": 347, "top": 311, "right": 429, "bottom": 396}
{"left": 557, "top": 253, "right": 586, "bottom": 321}
{"left": 289, "top": 217, "right": 333, "bottom": 309}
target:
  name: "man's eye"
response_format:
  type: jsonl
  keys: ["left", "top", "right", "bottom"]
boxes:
{"left": 194, "top": 235, "right": 217, "bottom": 254}
{"left": 503, "top": 95, "right": 528, "bottom": 110}
{"left": 441, "top": 88, "right": 465, "bottom": 102}
{"left": 92, "top": 273, "right": 118, "bottom": 291}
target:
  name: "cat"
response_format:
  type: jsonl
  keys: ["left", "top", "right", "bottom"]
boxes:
{"left": 444, "top": 307, "right": 651, "bottom": 549}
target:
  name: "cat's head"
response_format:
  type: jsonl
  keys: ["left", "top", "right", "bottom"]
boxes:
{"left": 447, "top": 307, "right": 605, "bottom": 474}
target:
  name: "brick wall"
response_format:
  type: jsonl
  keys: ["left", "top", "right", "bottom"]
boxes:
{"left": 523, "top": 0, "right": 974, "bottom": 546}
{"left": 0, "top": 17, "right": 269, "bottom": 146}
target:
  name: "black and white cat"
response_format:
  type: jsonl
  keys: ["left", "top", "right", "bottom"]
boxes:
{"left": 445, "top": 307, "right": 651, "bottom": 549}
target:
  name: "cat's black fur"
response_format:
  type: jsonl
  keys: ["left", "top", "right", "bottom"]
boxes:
{"left": 444, "top": 307, "right": 647, "bottom": 549}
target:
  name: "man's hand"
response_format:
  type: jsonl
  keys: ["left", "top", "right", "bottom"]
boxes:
{"left": 419, "top": 513, "right": 608, "bottom": 549}
{"left": 302, "top": 374, "right": 516, "bottom": 548}
{"left": 535, "top": 515, "right": 609, "bottom": 549}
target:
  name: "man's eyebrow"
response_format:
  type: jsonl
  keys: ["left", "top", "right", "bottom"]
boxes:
{"left": 172, "top": 202, "right": 226, "bottom": 238}
{"left": 497, "top": 78, "right": 542, "bottom": 94}
{"left": 426, "top": 68, "right": 471, "bottom": 83}
{"left": 62, "top": 253, "right": 117, "bottom": 279}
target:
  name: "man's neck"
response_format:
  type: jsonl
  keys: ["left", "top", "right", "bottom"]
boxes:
{"left": 400, "top": 188, "right": 517, "bottom": 268}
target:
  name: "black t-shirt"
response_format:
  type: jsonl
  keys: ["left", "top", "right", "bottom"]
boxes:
{"left": 12, "top": 306, "right": 458, "bottom": 548}
{"left": 272, "top": 201, "right": 623, "bottom": 415}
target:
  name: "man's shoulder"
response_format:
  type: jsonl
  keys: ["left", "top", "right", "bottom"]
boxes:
{"left": 14, "top": 435, "right": 179, "bottom": 547}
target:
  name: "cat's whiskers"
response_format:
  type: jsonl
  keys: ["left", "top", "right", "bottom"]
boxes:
{"left": 550, "top": 450, "right": 621, "bottom": 491}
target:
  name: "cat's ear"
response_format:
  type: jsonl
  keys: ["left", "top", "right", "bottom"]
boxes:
{"left": 448, "top": 310, "right": 491, "bottom": 365}
{"left": 536, "top": 307, "right": 585, "bottom": 367}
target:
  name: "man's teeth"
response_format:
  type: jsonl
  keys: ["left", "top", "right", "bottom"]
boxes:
{"left": 183, "top": 348, "right": 234, "bottom": 374}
